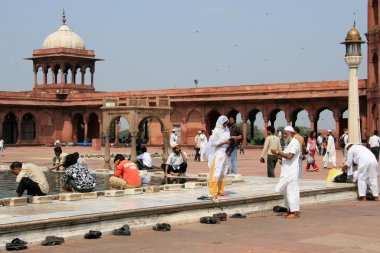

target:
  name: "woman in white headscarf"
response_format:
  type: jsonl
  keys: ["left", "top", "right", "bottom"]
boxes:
{"left": 206, "top": 115, "right": 233, "bottom": 202}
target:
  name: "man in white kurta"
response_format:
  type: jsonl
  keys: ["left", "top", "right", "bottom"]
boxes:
{"left": 342, "top": 144, "right": 379, "bottom": 201}
{"left": 170, "top": 129, "right": 178, "bottom": 147}
{"left": 271, "top": 126, "right": 301, "bottom": 219}
{"left": 323, "top": 130, "right": 336, "bottom": 169}
{"left": 199, "top": 130, "right": 207, "bottom": 162}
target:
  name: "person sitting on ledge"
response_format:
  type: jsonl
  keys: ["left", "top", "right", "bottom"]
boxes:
{"left": 161, "top": 143, "right": 188, "bottom": 176}
{"left": 136, "top": 146, "right": 152, "bottom": 170}
{"left": 61, "top": 152, "right": 96, "bottom": 193}
{"left": 9, "top": 161, "right": 49, "bottom": 197}
{"left": 109, "top": 154, "right": 141, "bottom": 189}
{"left": 51, "top": 146, "right": 68, "bottom": 171}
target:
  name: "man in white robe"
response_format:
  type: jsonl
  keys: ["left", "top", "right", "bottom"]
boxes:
{"left": 199, "top": 130, "right": 207, "bottom": 162}
{"left": 170, "top": 129, "right": 178, "bottom": 147}
{"left": 342, "top": 143, "right": 379, "bottom": 201}
{"left": 271, "top": 126, "right": 301, "bottom": 219}
{"left": 323, "top": 130, "right": 336, "bottom": 169}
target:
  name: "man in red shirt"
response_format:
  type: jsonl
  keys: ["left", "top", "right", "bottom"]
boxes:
{"left": 109, "top": 154, "right": 141, "bottom": 189}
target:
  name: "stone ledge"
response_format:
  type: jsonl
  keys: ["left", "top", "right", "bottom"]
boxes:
{"left": 27, "top": 196, "right": 53, "bottom": 204}
{"left": 0, "top": 197, "right": 28, "bottom": 206}
{"left": 163, "top": 184, "right": 184, "bottom": 191}
{"left": 59, "top": 193, "right": 82, "bottom": 201}
{"left": 184, "top": 182, "right": 203, "bottom": 189}
{"left": 145, "top": 185, "right": 160, "bottom": 193}
{"left": 105, "top": 190, "right": 124, "bottom": 197}
{"left": 81, "top": 192, "right": 98, "bottom": 199}
{"left": 124, "top": 188, "right": 144, "bottom": 195}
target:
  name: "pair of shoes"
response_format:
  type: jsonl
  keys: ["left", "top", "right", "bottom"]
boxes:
{"left": 200, "top": 216, "right": 220, "bottom": 224}
{"left": 84, "top": 230, "right": 102, "bottom": 239}
{"left": 230, "top": 213, "right": 246, "bottom": 219}
{"left": 6, "top": 238, "right": 28, "bottom": 251}
{"left": 113, "top": 224, "right": 131, "bottom": 236}
{"left": 152, "top": 223, "right": 171, "bottom": 232}
{"left": 41, "top": 236, "right": 64, "bottom": 246}
{"left": 197, "top": 195, "right": 212, "bottom": 200}
{"left": 273, "top": 206, "right": 289, "bottom": 213}
{"left": 213, "top": 213, "right": 227, "bottom": 221}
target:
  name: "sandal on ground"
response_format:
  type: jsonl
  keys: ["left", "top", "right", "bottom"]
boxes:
{"left": 41, "top": 236, "right": 64, "bottom": 246}
{"left": 213, "top": 213, "right": 227, "bottom": 221}
{"left": 200, "top": 216, "right": 220, "bottom": 224}
{"left": 84, "top": 230, "right": 102, "bottom": 239}
{"left": 197, "top": 195, "right": 212, "bottom": 200}
{"left": 6, "top": 238, "right": 28, "bottom": 251}
{"left": 152, "top": 223, "right": 171, "bottom": 231}
{"left": 230, "top": 213, "right": 246, "bottom": 219}
{"left": 273, "top": 206, "right": 289, "bottom": 213}
{"left": 113, "top": 224, "right": 131, "bottom": 236}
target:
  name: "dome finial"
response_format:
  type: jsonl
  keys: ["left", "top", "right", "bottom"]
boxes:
{"left": 353, "top": 20, "right": 356, "bottom": 28}
{"left": 62, "top": 8, "right": 66, "bottom": 25}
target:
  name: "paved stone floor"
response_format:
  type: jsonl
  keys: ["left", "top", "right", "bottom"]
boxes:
{"left": 15, "top": 200, "right": 380, "bottom": 253}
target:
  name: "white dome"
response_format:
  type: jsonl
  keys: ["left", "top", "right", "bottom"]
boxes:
{"left": 43, "top": 24, "right": 85, "bottom": 49}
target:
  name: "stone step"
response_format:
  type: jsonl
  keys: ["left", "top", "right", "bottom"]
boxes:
{"left": 27, "top": 195, "right": 53, "bottom": 204}
{"left": 1, "top": 197, "right": 28, "bottom": 206}
{"left": 163, "top": 184, "right": 184, "bottom": 191}
{"left": 145, "top": 185, "right": 160, "bottom": 193}
{"left": 59, "top": 193, "right": 82, "bottom": 201}
{"left": 105, "top": 190, "right": 124, "bottom": 197}
{"left": 184, "top": 182, "right": 203, "bottom": 189}
{"left": 124, "top": 188, "right": 144, "bottom": 195}
{"left": 81, "top": 192, "right": 98, "bottom": 199}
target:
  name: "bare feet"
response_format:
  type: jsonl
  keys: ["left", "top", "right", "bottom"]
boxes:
{"left": 358, "top": 196, "right": 367, "bottom": 201}
{"left": 284, "top": 212, "right": 300, "bottom": 219}
{"left": 211, "top": 196, "right": 219, "bottom": 202}
{"left": 218, "top": 193, "right": 228, "bottom": 197}
{"left": 373, "top": 197, "right": 379, "bottom": 201}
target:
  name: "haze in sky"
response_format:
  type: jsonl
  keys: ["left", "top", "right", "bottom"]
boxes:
{"left": 0, "top": 0, "right": 367, "bottom": 92}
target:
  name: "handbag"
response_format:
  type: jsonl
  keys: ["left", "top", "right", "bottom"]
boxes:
{"left": 306, "top": 154, "right": 315, "bottom": 164}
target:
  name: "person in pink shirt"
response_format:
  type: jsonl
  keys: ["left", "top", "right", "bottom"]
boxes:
{"left": 306, "top": 131, "right": 319, "bottom": 172}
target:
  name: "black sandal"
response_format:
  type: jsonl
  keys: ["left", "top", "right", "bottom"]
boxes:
{"left": 6, "top": 238, "right": 28, "bottom": 251}
{"left": 273, "top": 206, "right": 289, "bottom": 213}
{"left": 197, "top": 195, "right": 212, "bottom": 200}
{"left": 213, "top": 213, "right": 227, "bottom": 221}
{"left": 152, "top": 223, "right": 171, "bottom": 231}
{"left": 113, "top": 224, "right": 131, "bottom": 236}
{"left": 41, "top": 235, "right": 64, "bottom": 246}
{"left": 200, "top": 216, "right": 220, "bottom": 224}
{"left": 230, "top": 213, "right": 246, "bottom": 218}
{"left": 84, "top": 230, "right": 102, "bottom": 239}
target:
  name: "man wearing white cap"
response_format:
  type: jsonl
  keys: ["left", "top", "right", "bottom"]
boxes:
{"left": 170, "top": 129, "right": 178, "bottom": 147}
{"left": 323, "top": 130, "right": 336, "bottom": 169}
{"left": 341, "top": 143, "right": 379, "bottom": 201}
{"left": 271, "top": 126, "right": 301, "bottom": 219}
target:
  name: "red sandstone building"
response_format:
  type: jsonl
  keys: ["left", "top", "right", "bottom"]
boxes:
{"left": 0, "top": 3, "right": 379, "bottom": 146}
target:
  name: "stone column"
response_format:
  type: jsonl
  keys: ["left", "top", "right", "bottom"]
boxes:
{"left": 98, "top": 120, "right": 102, "bottom": 140}
{"left": 181, "top": 117, "right": 188, "bottom": 145}
{"left": 81, "top": 69, "right": 85, "bottom": 85}
{"left": 71, "top": 69, "right": 76, "bottom": 85}
{"left": 43, "top": 69, "right": 47, "bottom": 87}
{"left": 335, "top": 116, "right": 340, "bottom": 148}
{"left": 309, "top": 116, "right": 315, "bottom": 131}
{"left": 91, "top": 72, "right": 94, "bottom": 87}
{"left": 33, "top": 70, "right": 37, "bottom": 88}
{"left": 84, "top": 121, "right": 88, "bottom": 143}
{"left": 103, "top": 129, "right": 111, "bottom": 170}
{"left": 242, "top": 117, "right": 247, "bottom": 146}
{"left": 147, "top": 118, "right": 152, "bottom": 145}
{"left": 60, "top": 65, "right": 65, "bottom": 84}
{"left": 345, "top": 56, "right": 362, "bottom": 144}
{"left": 114, "top": 120, "right": 120, "bottom": 144}
{"left": 16, "top": 118, "right": 22, "bottom": 144}
{"left": 162, "top": 130, "right": 170, "bottom": 162}
{"left": 130, "top": 131, "right": 137, "bottom": 162}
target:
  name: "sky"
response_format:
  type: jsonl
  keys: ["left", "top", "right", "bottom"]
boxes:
{"left": 0, "top": 0, "right": 367, "bottom": 92}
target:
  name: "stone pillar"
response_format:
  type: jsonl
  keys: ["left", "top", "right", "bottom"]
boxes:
{"left": 361, "top": 114, "right": 367, "bottom": 142}
{"left": 114, "top": 120, "right": 120, "bottom": 144}
{"left": 91, "top": 72, "right": 94, "bottom": 87}
{"left": 345, "top": 56, "right": 362, "bottom": 144}
{"left": 103, "top": 130, "right": 111, "bottom": 170}
{"left": 98, "top": 120, "right": 102, "bottom": 140}
{"left": 33, "top": 70, "right": 37, "bottom": 88}
{"left": 43, "top": 69, "right": 47, "bottom": 87}
{"left": 52, "top": 71, "right": 55, "bottom": 84}
{"left": 130, "top": 131, "right": 137, "bottom": 162}
{"left": 264, "top": 118, "right": 269, "bottom": 129}
{"left": 84, "top": 121, "right": 88, "bottom": 143}
{"left": 162, "top": 130, "right": 170, "bottom": 162}
{"left": 309, "top": 116, "right": 315, "bottom": 131}
{"left": 81, "top": 69, "right": 85, "bottom": 85}
{"left": 60, "top": 65, "right": 65, "bottom": 84}
{"left": 242, "top": 118, "right": 247, "bottom": 146}
{"left": 16, "top": 119, "right": 22, "bottom": 144}
{"left": 71, "top": 69, "right": 76, "bottom": 85}
{"left": 147, "top": 118, "right": 152, "bottom": 145}
{"left": 181, "top": 117, "right": 187, "bottom": 145}
{"left": 335, "top": 116, "right": 340, "bottom": 148}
